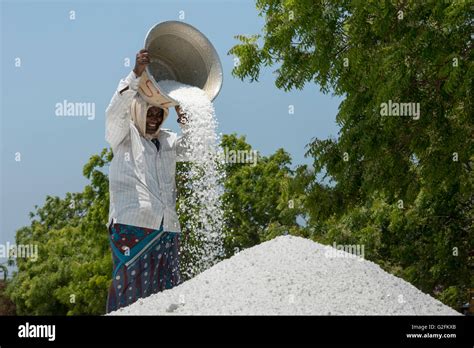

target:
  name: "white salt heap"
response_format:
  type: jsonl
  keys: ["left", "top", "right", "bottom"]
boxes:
{"left": 108, "top": 236, "right": 459, "bottom": 315}
{"left": 159, "top": 80, "right": 225, "bottom": 278}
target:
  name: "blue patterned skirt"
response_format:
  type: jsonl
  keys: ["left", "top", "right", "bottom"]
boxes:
{"left": 106, "top": 221, "right": 181, "bottom": 313}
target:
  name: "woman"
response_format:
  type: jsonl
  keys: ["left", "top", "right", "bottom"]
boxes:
{"left": 104, "top": 49, "right": 189, "bottom": 313}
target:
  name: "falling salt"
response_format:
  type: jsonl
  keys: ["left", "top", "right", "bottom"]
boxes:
{"left": 159, "top": 80, "right": 226, "bottom": 278}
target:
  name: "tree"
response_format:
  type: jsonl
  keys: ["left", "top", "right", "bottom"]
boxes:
{"left": 6, "top": 149, "right": 113, "bottom": 315}
{"left": 220, "top": 134, "right": 307, "bottom": 255}
{"left": 229, "top": 0, "right": 472, "bottom": 309}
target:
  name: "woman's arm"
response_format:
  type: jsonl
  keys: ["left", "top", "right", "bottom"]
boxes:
{"left": 105, "top": 49, "right": 149, "bottom": 150}
{"left": 105, "top": 71, "right": 139, "bottom": 150}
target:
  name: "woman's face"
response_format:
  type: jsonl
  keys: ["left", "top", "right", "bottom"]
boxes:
{"left": 146, "top": 107, "right": 164, "bottom": 134}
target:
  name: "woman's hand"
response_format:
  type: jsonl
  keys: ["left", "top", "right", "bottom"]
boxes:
{"left": 176, "top": 106, "right": 188, "bottom": 125}
{"left": 133, "top": 49, "right": 150, "bottom": 77}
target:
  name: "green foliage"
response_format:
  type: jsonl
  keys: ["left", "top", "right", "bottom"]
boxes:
{"left": 0, "top": 280, "right": 16, "bottom": 315}
{"left": 220, "top": 134, "right": 306, "bottom": 254}
{"left": 7, "top": 149, "right": 113, "bottom": 315}
{"left": 230, "top": 0, "right": 473, "bottom": 310}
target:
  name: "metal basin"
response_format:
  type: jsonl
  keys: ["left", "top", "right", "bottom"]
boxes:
{"left": 138, "top": 21, "right": 223, "bottom": 108}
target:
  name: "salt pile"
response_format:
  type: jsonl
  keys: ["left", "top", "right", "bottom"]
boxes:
{"left": 108, "top": 236, "right": 459, "bottom": 315}
{"left": 159, "top": 80, "right": 225, "bottom": 278}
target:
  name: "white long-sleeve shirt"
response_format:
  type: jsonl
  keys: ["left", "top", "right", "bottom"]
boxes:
{"left": 105, "top": 71, "right": 188, "bottom": 232}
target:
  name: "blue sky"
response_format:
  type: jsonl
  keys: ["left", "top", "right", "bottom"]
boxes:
{"left": 0, "top": 0, "right": 341, "bottom": 266}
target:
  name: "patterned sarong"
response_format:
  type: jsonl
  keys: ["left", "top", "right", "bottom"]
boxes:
{"left": 106, "top": 221, "right": 181, "bottom": 313}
